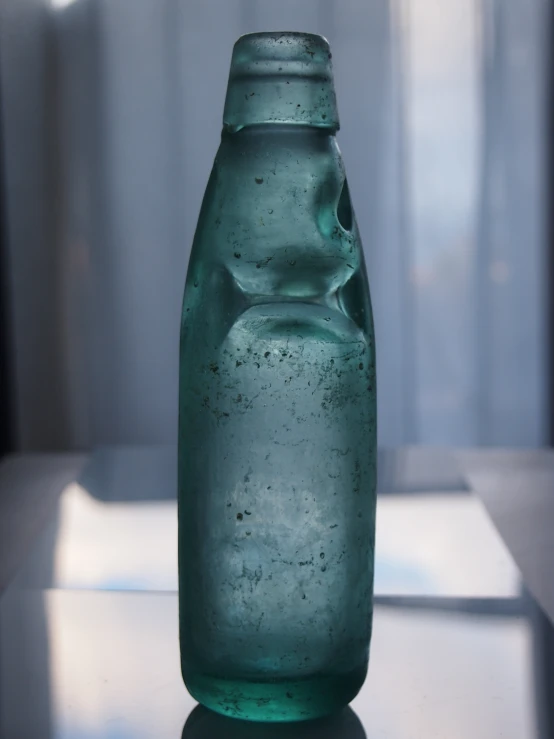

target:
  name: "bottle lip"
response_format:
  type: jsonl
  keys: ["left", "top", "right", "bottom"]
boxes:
{"left": 223, "top": 31, "right": 340, "bottom": 131}
{"left": 235, "top": 31, "right": 330, "bottom": 46}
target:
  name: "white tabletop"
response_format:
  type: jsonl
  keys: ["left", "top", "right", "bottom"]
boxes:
{"left": 0, "top": 446, "right": 552, "bottom": 738}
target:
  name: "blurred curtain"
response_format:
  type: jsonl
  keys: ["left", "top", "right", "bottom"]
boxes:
{"left": 0, "top": 56, "right": 13, "bottom": 457}
{"left": 0, "top": 0, "right": 549, "bottom": 450}
{"left": 475, "top": 0, "right": 548, "bottom": 446}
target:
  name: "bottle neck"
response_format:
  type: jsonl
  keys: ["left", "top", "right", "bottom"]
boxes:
{"left": 223, "top": 32, "right": 340, "bottom": 132}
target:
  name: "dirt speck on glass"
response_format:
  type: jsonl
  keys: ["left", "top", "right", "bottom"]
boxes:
{"left": 178, "top": 31, "right": 377, "bottom": 723}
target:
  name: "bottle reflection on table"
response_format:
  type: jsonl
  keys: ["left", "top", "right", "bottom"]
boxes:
{"left": 181, "top": 704, "right": 366, "bottom": 739}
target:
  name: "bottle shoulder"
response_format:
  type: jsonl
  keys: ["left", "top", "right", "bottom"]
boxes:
{"left": 189, "top": 128, "right": 359, "bottom": 300}
{"left": 182, "top": 126, "right": 373, "bottom": 341}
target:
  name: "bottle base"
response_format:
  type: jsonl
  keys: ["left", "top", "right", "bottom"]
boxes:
{"left": 183, "top": 665, "right": 367, "bottom": 722}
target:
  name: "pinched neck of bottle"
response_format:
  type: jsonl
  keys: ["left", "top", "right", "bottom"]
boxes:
{"left": 223, "top": 32, "right": 340, "bottom": 132}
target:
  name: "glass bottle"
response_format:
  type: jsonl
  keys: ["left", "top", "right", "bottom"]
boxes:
{"left": 178, "top": 31, "right": 377, "bottom": 723}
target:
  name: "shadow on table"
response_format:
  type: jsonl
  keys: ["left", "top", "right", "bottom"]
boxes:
{"left": 78, "top": 446, "right": 470, "bottom": 502}
{"left": 181, "top": 705, "right": 366, "bottom": 739}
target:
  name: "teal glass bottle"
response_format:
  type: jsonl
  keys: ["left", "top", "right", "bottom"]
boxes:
{"left": 178, "top": 32, "right": 377, "bottom": 723}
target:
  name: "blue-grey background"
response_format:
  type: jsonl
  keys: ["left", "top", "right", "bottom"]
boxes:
{"left": 0, "top": 0, "right": 548, "bottom": 450}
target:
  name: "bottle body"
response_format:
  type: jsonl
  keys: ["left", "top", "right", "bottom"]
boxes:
{"left": 178, "top": 122, "right": 376, "bottom": 721}
{"left": 179, "top": 33, "right": 376, "bottom": 722}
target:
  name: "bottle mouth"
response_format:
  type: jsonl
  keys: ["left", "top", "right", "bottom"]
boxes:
{"left": 223, "top": 32, "right": 340, "bottom": 131}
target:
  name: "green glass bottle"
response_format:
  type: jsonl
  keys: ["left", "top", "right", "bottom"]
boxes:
{"left": 178, "top": 32, "right": 377, "bottom": 723}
